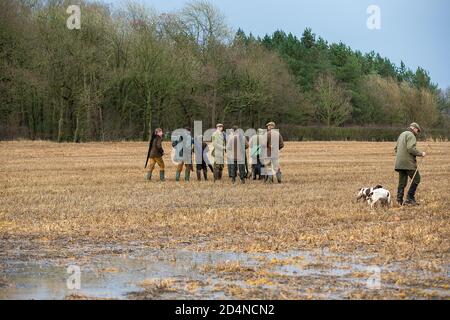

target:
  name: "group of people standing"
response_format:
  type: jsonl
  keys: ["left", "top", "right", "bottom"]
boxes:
{"left": 144, "top": 121, "right": 284, "bottom": 184}
{"left": 144, "top": 120, "right": 426, "bottom": 206}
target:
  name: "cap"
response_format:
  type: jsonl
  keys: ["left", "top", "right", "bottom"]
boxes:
{"left": 410, "top": 122, "right": 422, "bottom": 132}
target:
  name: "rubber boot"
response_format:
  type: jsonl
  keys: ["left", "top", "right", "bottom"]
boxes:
{"left": 159, "top": 171, "right": 165, "bottom": 182}
{"left": 196, "top": 169, "right": 202, "bottom": 181}
{"left": 405, "top": 183, "right": 419, "bottom": 206}
{"left": 185, "top": 170, "right": 190, "bottom": 181}
{"left": 231, "top": 177, "right": 236, "bottom": 184}
{"left": 175, "top": 171, "right": 181, "bottom": 182}
{"left": 203, "top": 169, "right": 208, "bottom": 181}
{"left": 145, "top": 172, "right": 152, "bottom": 181}
{"left": 276, "top": 170, "right": 282, "bottom": 184}
{"left": 396, "top": 187, "right": 405, "bottom": 206}
{"left": 252, "top": 166, "right": 257, "bottom": 180}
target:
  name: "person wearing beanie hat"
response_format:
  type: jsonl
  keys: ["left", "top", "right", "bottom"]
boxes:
{"left": 394, "top": 122, "right": 426, "bottom": 206}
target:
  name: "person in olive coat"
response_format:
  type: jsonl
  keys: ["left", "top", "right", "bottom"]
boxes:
{"left": 394, "top": 122, "right": 426, "bottom": 206}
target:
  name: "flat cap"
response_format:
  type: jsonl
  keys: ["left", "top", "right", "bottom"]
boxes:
{"left": 216, "top": 123, "right": 224, "bottom": 128}
{"left": 266, "top": 121, "right": 276, "bottom": 127}
{"left": 410, "top": 122, "right": 422, "bottom": 132}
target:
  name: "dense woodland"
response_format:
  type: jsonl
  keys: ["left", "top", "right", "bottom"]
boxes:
{"left": 1, "top": 0, "right": 449, "bottom": 141}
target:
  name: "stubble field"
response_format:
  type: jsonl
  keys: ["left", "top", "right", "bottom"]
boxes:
{"left": 0, "top": 141, "right": 449, "bottom": 299}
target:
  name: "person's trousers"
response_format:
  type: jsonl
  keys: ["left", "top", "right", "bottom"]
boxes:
{"left": 397, "top": 169, "right": 421, "bottom": 201}
{"left": 213, "top": 163, "right": 224, "bottom": 180}
{"left": 228, "top": 161, "right": 246, "bottom": 180}
{"left": 176, "top": 162, "right": 193, "bottom": 172}
{"left": 147, "top": 157, "right": 165, "bottom": 173}
{"left": 263, "top": 157, "right": 280, "bottom": 176}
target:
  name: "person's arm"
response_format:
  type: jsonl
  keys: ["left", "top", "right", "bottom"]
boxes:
{"left": 406, "top": 134, "right": 422, "bottom": 156}
{"left": 279, "top": 134, "right": 284, "bottom": 150}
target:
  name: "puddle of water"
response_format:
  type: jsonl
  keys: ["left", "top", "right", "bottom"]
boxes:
{"left": 0, "top": 250, "right": 265, "bottom": 299}
{"left": 1, "top": 248, "right": 448, "bottom": 299}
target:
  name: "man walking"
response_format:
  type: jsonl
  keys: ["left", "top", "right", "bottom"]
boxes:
{"left": 394, "top": 122, "right": 426, "bottom": 206}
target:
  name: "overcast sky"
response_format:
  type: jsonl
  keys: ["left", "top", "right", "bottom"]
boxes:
{"left": 110, "top": 0, "right": 450, "bottom": 90}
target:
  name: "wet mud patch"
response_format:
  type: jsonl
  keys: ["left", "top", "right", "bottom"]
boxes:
{"left": 1, "top": 246, "right": 447, "bottom": 299}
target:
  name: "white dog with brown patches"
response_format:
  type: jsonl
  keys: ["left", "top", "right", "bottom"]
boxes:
{"left": 357, "top": 185, "right": 392, "bottom": 209}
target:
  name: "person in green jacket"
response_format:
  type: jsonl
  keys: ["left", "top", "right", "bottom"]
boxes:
{"left": 394, "top": 122, "right": 426, "bottom": 206}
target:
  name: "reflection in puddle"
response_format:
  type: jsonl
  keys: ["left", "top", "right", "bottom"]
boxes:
{"left": 0, "top": 249, "right": 448, "bottom": 299}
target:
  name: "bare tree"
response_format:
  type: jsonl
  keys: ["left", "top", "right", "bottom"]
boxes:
{"left": 181, "top": 0, "right": 229, "bottom": 50}
{"left": 313, "top": 74, "right": 352, "bottom": 126}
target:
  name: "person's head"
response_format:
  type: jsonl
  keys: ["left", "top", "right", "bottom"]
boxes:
{"left": 216, "top": 123, "right": 224, "bottom": 132}
{"left": 154, "top": 128, "right": 163, "bottom": 137}
{"left": 409, "top": 122, "right": 422, "bottom": 135}
{"left": 231, "top": 125, "right": 239, "bottom": 133}
{"left": 266, "top": 121, "right": 276, "bottom": 131}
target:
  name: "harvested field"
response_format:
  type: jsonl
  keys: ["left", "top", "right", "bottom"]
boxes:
{"left": 0, "top": 141, "right": 449, "bottom": 299}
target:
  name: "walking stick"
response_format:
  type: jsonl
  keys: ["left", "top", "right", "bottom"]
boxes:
{"left": 404, "top": 144, "right": 430, "bottom": 203}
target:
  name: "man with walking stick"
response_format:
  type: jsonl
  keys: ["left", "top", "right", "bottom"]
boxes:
{"left": 394, "top": 122, "right": 426, "bottom": 206}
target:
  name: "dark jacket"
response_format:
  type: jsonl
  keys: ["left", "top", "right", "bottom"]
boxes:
{"left": 149, "top": 135, "right": 164, "bottom": 158}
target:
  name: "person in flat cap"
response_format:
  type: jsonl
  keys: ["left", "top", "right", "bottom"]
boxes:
{"left": 262, "top": 121, "right": 284, "bottom": 183}
{"left": 394, "top": 122, "right": 426, "bottom": 206}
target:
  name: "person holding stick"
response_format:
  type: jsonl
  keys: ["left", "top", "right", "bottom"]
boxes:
{"left": 394, "top": 122, "right": 426, "bottom": 206}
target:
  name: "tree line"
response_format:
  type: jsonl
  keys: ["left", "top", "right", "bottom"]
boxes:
{"left": 1, "top": 0, "right": 449, "bottom": 142}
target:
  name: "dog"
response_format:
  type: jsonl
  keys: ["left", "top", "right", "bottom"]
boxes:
{"left": 367, "top": 188, "right": 391, "bottom": 209}
{"left": 356, "top": 185, "right": 383, "bottom": 202}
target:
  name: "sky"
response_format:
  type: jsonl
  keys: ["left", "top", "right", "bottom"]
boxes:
{"left": 110, "top": 0, "right": 450, "bottom": 89}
